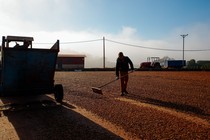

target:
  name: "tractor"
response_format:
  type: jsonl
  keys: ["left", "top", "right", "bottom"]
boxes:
{"left": 140, "top": 57, "right": 161, "bottom": 69}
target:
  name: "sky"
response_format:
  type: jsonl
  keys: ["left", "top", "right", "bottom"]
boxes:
{"left": 0, "top": 0, "right": 210, "bottom": 68}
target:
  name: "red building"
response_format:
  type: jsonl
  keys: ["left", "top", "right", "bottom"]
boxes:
{"left": 56, "top": 54, "right": 86, "bottom": 70}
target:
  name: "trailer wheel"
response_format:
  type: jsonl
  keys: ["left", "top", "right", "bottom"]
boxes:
{"left": 54, "top": 84, "right": 64, "bottom": 103}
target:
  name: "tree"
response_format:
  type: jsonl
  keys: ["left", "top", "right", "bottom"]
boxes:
{"left": 187, "top": 59, "right": 196, "bottom": 65}
{"left": 187, "top": 59, "right": 200, "bottom": 69}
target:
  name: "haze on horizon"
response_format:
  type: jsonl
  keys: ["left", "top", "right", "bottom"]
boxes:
{"left": 0, "top": 0, "right": 210, "bottom": 68}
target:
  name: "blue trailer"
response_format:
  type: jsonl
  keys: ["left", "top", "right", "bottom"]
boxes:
{"left": 164, "top": 60, "right": 186, "bottom": 69}
{"left": 0, "top": 36, "right": 63, "bottom": 102}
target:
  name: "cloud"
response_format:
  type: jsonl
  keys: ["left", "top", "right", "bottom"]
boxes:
{"left": 1, "top": 24, "right": 210, "bottom": 68}
{"left": 0, "top": 1, "right": 210, "bottom": 68}
{"left": 119, "top": 26, "right": 137, "bottom": 38}
{"left": 0, "top": 0, "right": 76, "bottom": 31}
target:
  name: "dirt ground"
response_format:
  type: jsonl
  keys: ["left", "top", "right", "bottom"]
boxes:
{"left": 0, "top": 71, "right": 210, "bottom": 140}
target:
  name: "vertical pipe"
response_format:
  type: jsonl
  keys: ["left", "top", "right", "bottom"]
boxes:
{"left": 103, "top": 37, "right": 105, "bottom": 69}
{"left": 183, "top": 37, "right": 184, "bottom": 61}
{"left": 180, "top": 34, "right": 188, "bottom": 66}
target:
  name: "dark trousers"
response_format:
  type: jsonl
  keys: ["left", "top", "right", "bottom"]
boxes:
{"left": 119, "top": 71, "right": 128, "bottom": 92}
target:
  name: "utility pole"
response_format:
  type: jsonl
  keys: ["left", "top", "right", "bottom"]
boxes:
{"left": 180, "top": 34, "right": 188, "bottom": 61}
{"left": 103, "top": 37, "right": 105, "bottom": 69}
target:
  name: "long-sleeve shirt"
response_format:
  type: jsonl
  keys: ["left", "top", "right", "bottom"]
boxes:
{"left": 116, "top": 56, "right": 134, "bottom": 77}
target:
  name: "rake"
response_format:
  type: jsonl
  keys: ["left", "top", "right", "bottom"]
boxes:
{"left": 91, "top": 79, "right": 118, "bottom": 94}
{"left": 91, "top": 71, "right": 135, "bottom": 94}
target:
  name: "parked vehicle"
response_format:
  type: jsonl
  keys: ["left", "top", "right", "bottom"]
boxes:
{"left": 164, "top": 60, "right": 186, "bottom": 69}
{"left": 0, "top": 35, "right": 63, "bottom": 102}
{"left": 140, "top": 57, "right": 161, "bottom": 69}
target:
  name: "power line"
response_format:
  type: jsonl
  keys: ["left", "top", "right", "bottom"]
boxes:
{"left": 106, "top": 39, "right": 210, "bottom": 52}
{"left": 34, "top": 38, "right": 102, "bottom": 45}
{"left": 1, "top": 37, "right": 210, "bottom": 52}
{"left": 106, "top": 39, "right": 181, "bottom": 51}
{"left": 60, "top": 38, "right": 102, "bottom": 44}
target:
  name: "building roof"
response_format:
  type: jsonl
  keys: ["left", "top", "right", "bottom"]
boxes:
{"left": 58, "top": 54, "right": 86, "bottom": 58}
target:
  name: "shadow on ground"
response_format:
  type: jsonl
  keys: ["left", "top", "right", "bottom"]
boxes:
{"left": 127, "top": 93, "right": 210, "bottom": 118}
{"left": 0, "top": 95, "right": 123, "bottom": 140}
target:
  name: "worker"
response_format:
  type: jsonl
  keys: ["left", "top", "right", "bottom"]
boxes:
{"left": 116, "top": 52, "right": 134, "bottom": 96}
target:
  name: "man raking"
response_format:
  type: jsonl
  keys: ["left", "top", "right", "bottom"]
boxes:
{"left": 116, "top": 52, "right": 134, "bottom": 96}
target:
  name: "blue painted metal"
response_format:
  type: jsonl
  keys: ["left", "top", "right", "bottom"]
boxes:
{"left": 165, "top": 60, "right": 186, "bottom": 68}
{"left": 0, "top": 36, "right": 59, "bottom": 96}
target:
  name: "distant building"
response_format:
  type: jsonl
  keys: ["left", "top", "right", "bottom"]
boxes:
{"left": 56, "top": 54, "right": 86, "bottom": 70}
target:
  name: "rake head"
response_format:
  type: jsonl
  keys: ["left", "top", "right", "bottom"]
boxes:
{"left": 91, "top": 87, "right": 103, "bottom": 94}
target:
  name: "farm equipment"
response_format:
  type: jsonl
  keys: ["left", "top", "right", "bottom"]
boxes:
{"left": 0, "top": 36, "right": 63, "bottom": 102}
{"left": 140, "top": 57, "right": 161, "bottom": 69}
{"left": 164, "top": 60, "right": 186, "bottom": 69}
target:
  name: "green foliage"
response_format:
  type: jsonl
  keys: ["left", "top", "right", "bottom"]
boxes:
{"left": 187, "top": 59, "right": 210, "bottom": 70}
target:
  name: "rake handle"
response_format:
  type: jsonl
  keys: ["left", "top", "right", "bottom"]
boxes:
{"left": 99, "top": 71, "right": 134, "bottom": 88}
{"left": 99, "top": 79, "right": 118, "bottom": 88}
